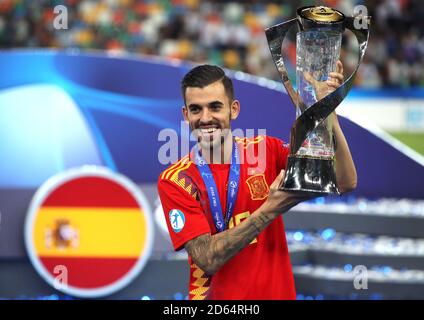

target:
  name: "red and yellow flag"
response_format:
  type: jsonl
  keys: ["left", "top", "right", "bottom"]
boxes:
{"left": 26, "top": 170, "right": 152, "bottom": 296}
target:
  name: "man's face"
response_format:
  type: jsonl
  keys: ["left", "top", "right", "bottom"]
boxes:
{"left": 183, "top": 80, "right": 240, "bottom": 150}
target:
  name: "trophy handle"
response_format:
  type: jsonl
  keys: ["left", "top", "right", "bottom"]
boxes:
{"left": 265, "top": 18, "right": 307, "bottom": 111}
{"left": 289, "top": 16, "right": 371, "bottom": 155}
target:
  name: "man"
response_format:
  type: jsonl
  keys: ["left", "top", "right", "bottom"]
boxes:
{"left": 157, "top": 64, "right": 356, "bottom": 300}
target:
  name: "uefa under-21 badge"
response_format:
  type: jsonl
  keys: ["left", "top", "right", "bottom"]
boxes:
{"left": 169, "top": 209, "right": 185, "bottom": 233}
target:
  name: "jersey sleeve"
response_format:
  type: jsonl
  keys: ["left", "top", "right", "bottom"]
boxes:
{"left": 267, "top": 136, "right": 290, "bottom": 173}
{"left": 157, "top": 177, "right": 211, "bottom": 251}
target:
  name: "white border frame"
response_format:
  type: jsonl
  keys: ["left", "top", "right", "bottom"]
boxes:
{"left": 24, "top": 165, "right": 154, "bottom": 298}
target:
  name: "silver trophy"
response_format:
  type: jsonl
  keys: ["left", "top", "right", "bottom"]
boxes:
{"left": 265, "top": 6, "right": 370, "bottom": 194}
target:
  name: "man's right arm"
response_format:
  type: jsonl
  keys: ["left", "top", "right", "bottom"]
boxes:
{"left": 184, "top": 169, "right": 311, "bottom": 276}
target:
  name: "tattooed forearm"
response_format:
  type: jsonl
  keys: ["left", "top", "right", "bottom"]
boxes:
{"left": 184, "top": 209, "right": 277, "bottom": 275}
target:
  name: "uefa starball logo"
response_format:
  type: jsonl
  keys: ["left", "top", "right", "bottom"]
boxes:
{"left": 169, "top": 209, "right": 185, "bottom": 233}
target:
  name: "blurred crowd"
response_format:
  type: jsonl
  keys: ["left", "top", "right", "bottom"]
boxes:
{"left": 0, "top": 0, "right": 423, "bottom": 88}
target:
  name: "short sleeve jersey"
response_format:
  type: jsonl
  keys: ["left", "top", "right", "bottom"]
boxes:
{"left": 157, "top": 135, "right": 296, "bottom": 300}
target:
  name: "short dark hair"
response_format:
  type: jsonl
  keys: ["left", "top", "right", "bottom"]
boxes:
{"left": 181, "top": 65, "right": 234, "bottom": 104}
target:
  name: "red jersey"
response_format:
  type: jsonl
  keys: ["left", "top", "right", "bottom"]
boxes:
{"left": 157, "top": 135, "right": 296, "bottom": 300}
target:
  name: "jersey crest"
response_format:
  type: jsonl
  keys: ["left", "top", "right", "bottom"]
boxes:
{"left": 245, "top": 174, "right": 269, "bottom": 200}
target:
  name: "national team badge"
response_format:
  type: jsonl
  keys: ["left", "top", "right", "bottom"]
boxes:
{"left": 169, "top": 209, "right": 185, "bottom": 233}
{"left": 24, "top": 166, "right": 154, "bottom": 298}
{"left": 246, "top": 174, "right": 269, "bottom": 200}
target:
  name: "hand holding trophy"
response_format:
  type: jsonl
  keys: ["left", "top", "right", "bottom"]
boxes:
{"left": 265, "top": 6, "right": 370, "bottom": 194}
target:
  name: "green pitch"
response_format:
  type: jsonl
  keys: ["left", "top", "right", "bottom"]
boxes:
{"left": 389, "top": 132, "right": 424, "bottom": 156}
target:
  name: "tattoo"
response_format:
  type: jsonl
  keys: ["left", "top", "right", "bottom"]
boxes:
{"left": 184, "top": 211, "right": 276, "bottom": 275}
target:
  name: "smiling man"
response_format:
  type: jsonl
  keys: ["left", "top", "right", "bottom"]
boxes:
{"left": 157, "top": 64, "right": 356, "bottom": 300}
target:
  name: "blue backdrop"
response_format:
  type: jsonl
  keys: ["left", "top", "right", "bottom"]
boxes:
{"left": 0, "top": 50, "right": 423, "bottom": 199}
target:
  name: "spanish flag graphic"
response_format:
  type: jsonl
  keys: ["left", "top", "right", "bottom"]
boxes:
{"left": 26, "top": 169, "right": 152, "bottom": 296}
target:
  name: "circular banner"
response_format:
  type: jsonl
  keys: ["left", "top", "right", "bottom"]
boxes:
{"left": 24, "top": 166, "right": 154, "bottom": 298}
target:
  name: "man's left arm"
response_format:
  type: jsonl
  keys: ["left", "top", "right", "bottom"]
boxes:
{"left": 327, "top": 61, "right": 357, "bottom": 193}
{"left": 331, "top": 112, "right": 357, "bottom": 193}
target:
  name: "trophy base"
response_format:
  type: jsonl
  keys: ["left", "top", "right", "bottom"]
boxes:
{"left": 280, "top": 156, "right": 339, "bottom": 195}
